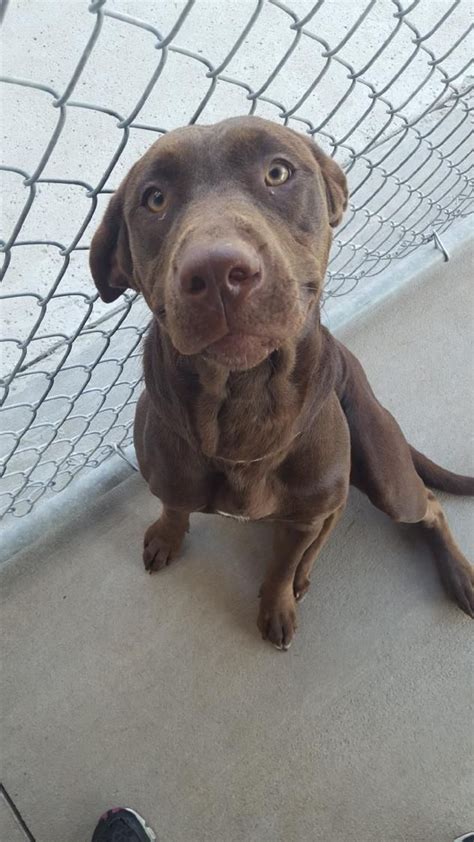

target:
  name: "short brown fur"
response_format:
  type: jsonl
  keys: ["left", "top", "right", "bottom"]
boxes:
{"left": 90, "top": 116, "right": 473, "bottom": 649}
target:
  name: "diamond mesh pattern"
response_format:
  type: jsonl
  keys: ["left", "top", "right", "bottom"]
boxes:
{"left": 1, "top": 0, "right": 472, "bottom": 519}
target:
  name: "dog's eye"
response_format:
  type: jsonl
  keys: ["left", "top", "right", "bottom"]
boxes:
{"left": 265, "top": 161, "right": 292, "bottom": 187}
{"left": 145, "top": 189, "right": 166, "bottom": 213}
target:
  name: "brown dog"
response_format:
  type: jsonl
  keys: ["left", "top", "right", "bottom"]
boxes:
{"left": 90, "top": 116, "right": 473, "bottom": 649}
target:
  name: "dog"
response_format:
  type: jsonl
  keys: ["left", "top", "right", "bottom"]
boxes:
{"left": 90, "top": 116, "right": 473, "bottom": 649}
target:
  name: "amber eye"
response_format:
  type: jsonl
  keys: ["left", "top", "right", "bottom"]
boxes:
{"left": 265, "top": 161, "right": 292, "bottom": 187}
{"left": 146, "top": 189, "right": 166, "bottom": 213}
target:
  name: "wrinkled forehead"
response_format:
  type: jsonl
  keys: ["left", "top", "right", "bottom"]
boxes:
{"left": 133, "top": 118, "right": 315, "bottom": 183}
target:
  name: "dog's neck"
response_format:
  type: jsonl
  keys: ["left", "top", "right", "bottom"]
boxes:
{"left": 192, "top": 341, "right": 301, "bottom": 460}
{"left": 144, "top": 308, "right": 337, "bottom": 462}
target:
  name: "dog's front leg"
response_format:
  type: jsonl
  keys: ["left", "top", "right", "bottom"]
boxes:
{"left": 258, "top": 511, "right": 342, "bottom": 650}
{"left": 143, "top": 507, "right": 191, "bottom": 573}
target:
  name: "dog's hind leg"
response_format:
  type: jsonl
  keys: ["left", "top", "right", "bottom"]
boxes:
{"left": 351, "top": 413, "right": 473, "bottom": 616}
{"left": 420, "top": 491, "right": 473, "bottom": 616}
{"left": 336, "top": 340, "right": 473, "bottom": 616}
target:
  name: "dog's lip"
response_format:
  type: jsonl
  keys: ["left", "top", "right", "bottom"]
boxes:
{"left": 203, "top": 332, "right": 277, "bottom": 369}
{"left": 206, "top": 333, "right": 274, "bottom": 357}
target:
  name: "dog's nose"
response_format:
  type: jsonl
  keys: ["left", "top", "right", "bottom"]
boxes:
{"left": 178, "top": 242, "right": 262, "bottom": 302}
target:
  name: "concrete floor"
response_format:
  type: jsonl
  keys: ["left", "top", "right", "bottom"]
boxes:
{"left": 1, "top": 242, "right": 473, "bottom": 842}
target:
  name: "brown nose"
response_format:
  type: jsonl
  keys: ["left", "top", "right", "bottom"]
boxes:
{"left": 178, "top": 242, "right": 262, "bottom": 302}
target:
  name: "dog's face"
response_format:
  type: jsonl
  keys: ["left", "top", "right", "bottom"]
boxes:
{"left": 90, "top": 116, "right": 347, "bottom": 370}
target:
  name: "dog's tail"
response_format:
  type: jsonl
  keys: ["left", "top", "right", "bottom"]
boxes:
{"left": 410, "top": 446, "right": 474, "bottom": 496}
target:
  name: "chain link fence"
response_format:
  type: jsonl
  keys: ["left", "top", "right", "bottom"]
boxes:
{"left": 1, "top": 0, "right": 473, "bottom": 523}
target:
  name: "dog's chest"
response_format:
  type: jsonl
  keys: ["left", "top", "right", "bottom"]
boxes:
{"left": 209, "top": 462, "right": 280, "bottom": 521}
{"left": 195, "top": 362, "right": 300, "bottom": 463}
{"left": 194, "top": 363, "right": 300, "bottom": 519}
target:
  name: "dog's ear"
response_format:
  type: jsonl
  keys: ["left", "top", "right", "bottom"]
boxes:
{"left": 311, "top": 143, "right": 348, "bottom": 227}
{"left": 300, "top": 138, "right": 348, "bottom": 228}
{"left": 89, "top": 186, "right": 134, "bottom": 303}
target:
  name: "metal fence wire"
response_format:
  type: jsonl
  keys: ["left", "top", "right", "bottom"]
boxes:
{"left": 1, "top": 0, "right": 473, "bottom": 522}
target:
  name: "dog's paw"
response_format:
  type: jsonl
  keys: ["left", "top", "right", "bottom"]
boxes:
{"left": 447, "top": 560, "right": 474, "bottom": 618}
{"left": 257, "top": 592, "right": 298, "bottom": 650}
{"left": 293, "top": 574, "right": 311, "bottom": 603}
{"left": 143, "top": 518, "right": 185, "bottom": 573}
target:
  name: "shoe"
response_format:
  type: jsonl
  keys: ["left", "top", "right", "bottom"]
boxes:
{"left": 91, "top": 807, "right": 157, "bottom": 841}
{"left": 454, "top": 835, "right": 474, "bottom": 842}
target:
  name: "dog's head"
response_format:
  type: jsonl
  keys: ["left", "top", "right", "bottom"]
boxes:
{"left": 90, "top": 116, "right": 347, "bottom": 370}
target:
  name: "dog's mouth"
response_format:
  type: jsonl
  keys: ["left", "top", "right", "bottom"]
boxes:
{"left": 204, "top": 332, "right": 277, "bottom": 370}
